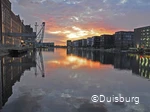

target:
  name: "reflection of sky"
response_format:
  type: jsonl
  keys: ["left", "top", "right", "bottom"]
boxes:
{"left": 10, "top": 0, "right": 150, "bottom": 45}
{"left": 1, "top": 49, "right": 150, "bottom": 112}
{"left": 44, "top": 49, "right": 112, "bottom": 73}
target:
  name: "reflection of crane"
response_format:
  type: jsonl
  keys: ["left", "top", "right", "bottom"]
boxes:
{"left": 35, "top": 49, "right": 45, "bottom": 77}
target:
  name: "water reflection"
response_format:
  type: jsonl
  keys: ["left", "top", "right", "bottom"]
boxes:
{"left": 67, "top": 48, "right": 150, "bottom": 80}
{"left": 0, "top": 50, "right": 36, "bottom": 109}
{"left": 0, "top": 48, "right": 55, "bottom": 109}
{"left": 0, "top": 48, "right": 149, "bottom": 112}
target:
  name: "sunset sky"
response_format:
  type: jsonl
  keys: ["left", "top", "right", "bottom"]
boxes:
{"left": 10, "top": 0, "right": 150, "bottom": 45}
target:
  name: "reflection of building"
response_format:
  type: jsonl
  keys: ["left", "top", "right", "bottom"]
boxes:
{"left": 100, "top": 35, "right": 115, "bottom": 49}
{"left": 132, "top": 56, "right": 150, "bottom": 79}
{"left": 131, "top": 56, "right": 139, "bottom": 75}
{"left": 67, "top": 48, "right": 73, "bottom": 55}
{"left": 115, "top": 31, "right": 134, "bottom": 50}
{"left": 91, "top": 51, "right": 100, "bottom": 62}
{"left": 134, "top": 26, "right": 150, "bottom": 48}
{"left": 0, "top": 51, "right": 36, "bottom": 107}
{"left": 113, "top": 54, "right": 133, "bottom": 70}
{"left": 99, "top": 52, "right": 114, "bottom": 65}
{"left": 66, "top": 49, "right": 150, "bottom": 80}
{"left": 41, "top": 48, "right": 55, "bottom": 52}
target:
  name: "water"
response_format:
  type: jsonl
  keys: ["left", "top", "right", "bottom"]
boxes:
{"left": 0, "top": 48, "right": 150, "bottom": 112}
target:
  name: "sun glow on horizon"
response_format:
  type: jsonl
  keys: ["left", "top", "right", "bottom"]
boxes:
{"left": 46, "top": 26, "right": 108, "bottom": 40}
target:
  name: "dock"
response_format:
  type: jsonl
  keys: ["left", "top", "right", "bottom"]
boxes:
{"left": 8, "top": 47, "right": 28, "bottom": 54}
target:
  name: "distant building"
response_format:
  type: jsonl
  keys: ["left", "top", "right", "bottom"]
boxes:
{"left": 39, "top": 42, "right": 54, "bottom": 47}
{"left": 87, "top": 37, "right": 92, "bottom": 47}
{"left": 81, "top": 39, "right": 87, "bottom": 47}
{"left": 72, "top": 40, "right": 78, "bottom": 47}
{"left": 78, "top": 39, "right": 82, "bottom": 47}
{"left": 100, "top": 35, "right": 115, "bottom": 49}
{"left": 134, "top": 26, "right": 150, "bottom": 48}
{"left": 67, "top": 40, "right": 72, "bottom": 48}
{"left": 115, "top": 31, "right": 134, "bottom": 50}
{"left": 91, "top": 36, "right": 100, "bottom": 48}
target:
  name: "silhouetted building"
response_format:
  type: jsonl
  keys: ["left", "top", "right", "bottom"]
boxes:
{"left": 81, "top": 39, "right": 87, "bottom": 48}
{"left": 72, "top": 40, "right": 79, "bottom": 47}
{"left": 67, "top": 40, "right": 72, "bottom": 48}
{"left": 115, "top": 31, "right": 134, "bottom": 50}
{"left": 91, "top": 36, "right": 100, "bottom": 48}
{"left": 87, "top": 37, "right": 92, "bottom": 47}
{"left": 134, "top": 26, "right": 150, "bottom": 48}
{"left": 25, "top": 25, "right": 33, "bottom": 33}
{"left": 100, "top": 35, "right": 115, "bottom": 49}
{"left": 23, "top": 25, "right": 36, "bottom": 46}
{"left": 40, "top": 42, "right": 54, "bottom": 47}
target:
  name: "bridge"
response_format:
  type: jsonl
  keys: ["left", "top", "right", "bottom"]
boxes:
{"left": 2, "top": 32, "right": 36, "bottom": 37}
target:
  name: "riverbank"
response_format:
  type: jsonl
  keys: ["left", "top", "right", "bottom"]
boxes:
{"left": 0, "top": 45, "right": 34, "bottom": 57}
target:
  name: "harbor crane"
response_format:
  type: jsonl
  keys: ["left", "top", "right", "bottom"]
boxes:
{"left": 2, "top": 22, "right": 46, "bottom": 47}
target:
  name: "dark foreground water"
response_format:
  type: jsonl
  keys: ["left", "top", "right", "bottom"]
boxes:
{"left": 0, "top": 48, "right": 150, "bottom": 112}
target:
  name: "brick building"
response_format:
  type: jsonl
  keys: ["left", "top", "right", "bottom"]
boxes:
{"left": 1, "top": 0, "right": 35, "bottom": 46}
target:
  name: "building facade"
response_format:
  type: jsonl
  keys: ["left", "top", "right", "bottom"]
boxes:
{"left": 100, "top": 35, "right": 115, "bottom": 49}
{"left": 134, "top": 26, "right": 150, "bottom": 48}
{"left": 10, "top": 12, "right": 22, "bottom": 46}
{"left": 67, "top": 40, "right": 72, "bottom": 48}
{"left": 40, "top": 42, "right": 55, "bottom": 47}
{"left": 1, "top": 0, "right": 11, "bottom": 45}
{"left": 81, "top": 39, "right": 87, "bottom": 48}
{"left": 87, "top": 37, "right": 92, "bottom": 47}
{"left": 115, "top": 31, "right": 134, "bottom": 50}
{"left": 91, "top": 36, "right": 100, "bottom": 48}
{"left": 1, "top": 0, "right": 35, "bottom": 46}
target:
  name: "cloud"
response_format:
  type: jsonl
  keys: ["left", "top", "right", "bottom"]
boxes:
{"left": 10, "top": 0, "right": 150, "bottom": 45}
